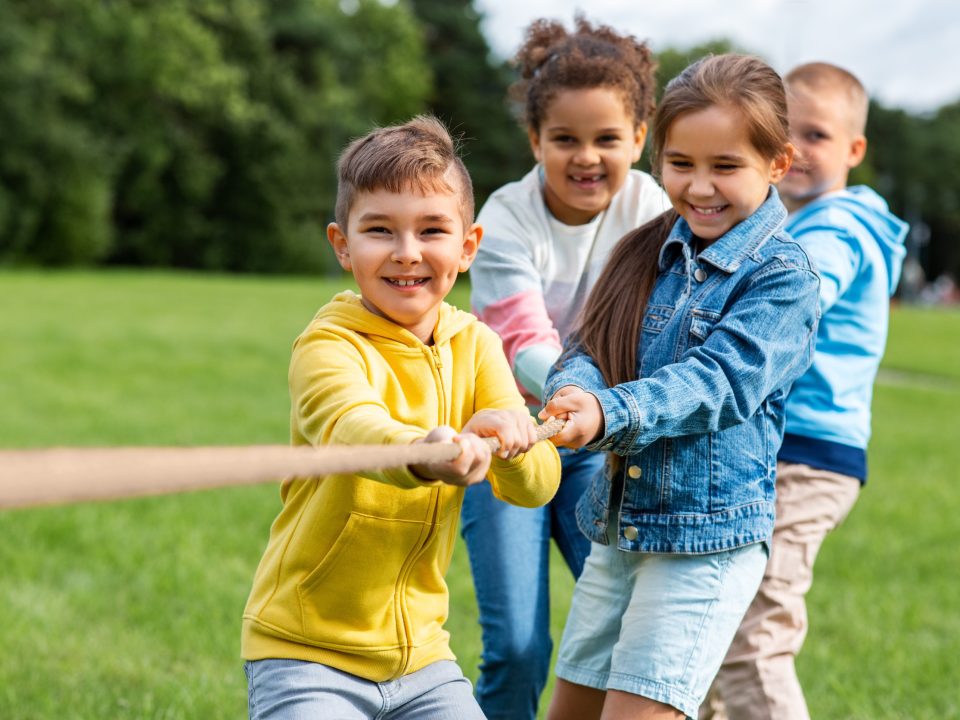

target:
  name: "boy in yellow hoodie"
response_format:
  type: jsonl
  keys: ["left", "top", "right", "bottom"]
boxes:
{"left": 241, "top": 115, "right": 561, "bottom": 719}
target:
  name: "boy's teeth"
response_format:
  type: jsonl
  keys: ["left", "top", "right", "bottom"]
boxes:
{"left": 694, "top": 205, "right": 724, "bottom": 215}
{"left": 393, "top": 278, "right": 422, "bottom": 286}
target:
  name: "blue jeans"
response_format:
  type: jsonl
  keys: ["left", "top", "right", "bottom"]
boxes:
{"left": 244, "top": 658, "right": 484, "bottom": 720}
{"left": 460, "top": 447, "right": 604, "bottom": 720}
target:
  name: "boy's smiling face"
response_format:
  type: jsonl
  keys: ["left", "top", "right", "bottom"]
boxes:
{"left": 779, "top": 84, "right": 866, "bottom": 211}
{"left": 328, "top": 181, "right": 481, "bottom": 344}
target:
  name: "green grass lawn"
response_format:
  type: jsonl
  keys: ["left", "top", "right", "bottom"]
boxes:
{"left": 1, "top": 270, "right": 958, "bottom": 719}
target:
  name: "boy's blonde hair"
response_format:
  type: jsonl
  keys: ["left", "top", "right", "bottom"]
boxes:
{"left": 334, "top": 115, "right": 474, "bottom": 230}
{"left": 784, "top": 62, "right": 869, "bottom": 135}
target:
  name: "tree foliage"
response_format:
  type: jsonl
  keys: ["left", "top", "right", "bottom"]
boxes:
{"left": 859, "top": 101, "right": 960, "bottom": 280}
{"left": 0, "top": 5, "right": 956, "bottom": 280}
{"left": 406, "top": 0, "right": 530, "bottom": 206}
{"left": 0, "top": 0, "right": 430, "bottom": 272}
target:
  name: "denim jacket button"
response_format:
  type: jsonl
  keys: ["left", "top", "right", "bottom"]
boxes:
{"left": 694, "top": 268, "right": 707, "bottom": 282}
{"left": 627, "top": 465, "right": 642, "bottom": 479}
{"left": 623, "top": 525, "right": 639, "bottom": 541}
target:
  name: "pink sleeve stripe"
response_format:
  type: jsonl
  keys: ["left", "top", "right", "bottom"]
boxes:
{"left": 474, "top": 290, "right": 562, "bottom": 366}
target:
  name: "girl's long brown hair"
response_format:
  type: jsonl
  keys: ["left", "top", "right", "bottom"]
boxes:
{"left": 575, "top": 54, "right": 791, "bottom": 387}
{"left": 576, "top": 209, "right": 676, "bottom": 387}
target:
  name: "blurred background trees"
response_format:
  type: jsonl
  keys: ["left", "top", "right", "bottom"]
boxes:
{"left": 1, "top": 0, "right": 957, "bottom": 281}
{"left": 0, "top": 0, "right": 432, "bottom": 273}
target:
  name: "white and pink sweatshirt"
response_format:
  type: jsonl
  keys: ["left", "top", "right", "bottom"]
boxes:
{"left": 470, "top": 166, "right": 668, "bottom": 407}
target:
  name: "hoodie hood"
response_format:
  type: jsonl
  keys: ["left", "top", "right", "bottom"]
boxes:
{"left": 314, "top": 290, "right": 476, "bottom": 346}
{"left": 794, "top": 186, "right": 908, "bottom": 295}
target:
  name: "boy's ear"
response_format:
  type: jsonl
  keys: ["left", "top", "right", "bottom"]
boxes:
{"left": 848, "top": 135, "right": 867, "bottom": 169}
{"left": 769, "top": 143, "right": 796, "bottom": 184}
{"left": 527, "top": 127, "right": 542, "bottom": 163}
{"left": 327, "top": 222, "right": 352, "bottom": 271}
{"left": 458, "top": 223, "right": 483, "bottom": 272}
{"left": 632, "top": 121, "right": 648, "bottom": 163}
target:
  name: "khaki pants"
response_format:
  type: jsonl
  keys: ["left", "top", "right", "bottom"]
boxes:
{"left": 700, "top": 462, "right": 861, "bottom": 720}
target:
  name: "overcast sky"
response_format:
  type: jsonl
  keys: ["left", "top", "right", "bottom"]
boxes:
{"left": 474, "top": 0, "right": 960, "bottom": 113}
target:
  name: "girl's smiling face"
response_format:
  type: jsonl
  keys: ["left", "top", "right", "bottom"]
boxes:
{"left": 529, "top": 87, "right": 646, "bottom": 226}
{"left": 660, "top": 103, "right": 793, "bottom": 244}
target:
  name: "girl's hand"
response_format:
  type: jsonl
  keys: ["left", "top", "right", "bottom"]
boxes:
{"left": 410, "top": 426, "right": 492, "bottom": 487}
{"left": 462, "top": 408, "right": 538, "bottom": 460}
{"left": 539, "top": 386, "right": 604, "bottom": 449}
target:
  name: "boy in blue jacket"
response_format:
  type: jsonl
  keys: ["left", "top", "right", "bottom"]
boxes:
{"left": 705, "top": 62, "right": 909, "bottom": 720}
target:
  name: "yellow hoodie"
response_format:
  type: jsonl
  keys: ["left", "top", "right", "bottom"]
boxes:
{"left": 242, "top": 291, "right": 560, "bottom": 681}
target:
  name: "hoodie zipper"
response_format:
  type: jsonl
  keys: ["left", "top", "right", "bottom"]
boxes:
{"left": 394, "top": 342, "right": 447, "bottom": 676}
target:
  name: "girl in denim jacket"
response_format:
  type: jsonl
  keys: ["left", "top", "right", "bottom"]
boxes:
{"left": 538, "top": 55, "right": 820, "bottom": 720}
{"left": 463, "top": 17, "right": 668, "bottom": 720}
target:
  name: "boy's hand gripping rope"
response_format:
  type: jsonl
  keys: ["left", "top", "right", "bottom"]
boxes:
{"left": 0, "top": 418, "right": 566, "bottom": 510}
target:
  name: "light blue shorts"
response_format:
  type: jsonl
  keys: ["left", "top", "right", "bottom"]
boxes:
{"left": 555, "top": 540, "right": 768, "bottom": 718}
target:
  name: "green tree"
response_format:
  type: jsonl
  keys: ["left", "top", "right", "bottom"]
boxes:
{"left": 0, "top": 1, "right": 114, "bottom": 265}
{"left": 407, "top": 0, "right": 530, "bottom": 206}
{"left": 0, "top": 0, "right": 431, "bottom": 273}
{"left": 865, "top": 100, "right": 960, "bottom": 280}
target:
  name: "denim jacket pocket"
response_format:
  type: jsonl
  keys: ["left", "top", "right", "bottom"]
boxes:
{"left": 642, "top": 304, "right": 674, "bottom": 334}
{"left": 688, "top": 308, "right": 722, "bottom": 344}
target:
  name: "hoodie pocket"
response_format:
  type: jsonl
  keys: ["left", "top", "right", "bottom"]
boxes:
{"left": 297, "top": 511, "right": 430, "bottom": 649}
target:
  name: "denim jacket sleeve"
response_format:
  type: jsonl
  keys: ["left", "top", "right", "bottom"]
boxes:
{"left": 553, "top": 256, "right": 820, "bottom": 457}
{"left": 543, "top": 335, "right": 609, "bottom": 400}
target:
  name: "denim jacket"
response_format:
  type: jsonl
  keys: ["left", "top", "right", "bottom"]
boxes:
{"left": 544, "top": 189, "right": 820, "bottom": 554}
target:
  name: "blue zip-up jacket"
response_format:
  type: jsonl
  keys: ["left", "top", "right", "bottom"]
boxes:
{"left": 544, "top": 189, "right": 820, "bottom": 553}
{"left": 779, "top": 186, "right": 908, "bottom": 481}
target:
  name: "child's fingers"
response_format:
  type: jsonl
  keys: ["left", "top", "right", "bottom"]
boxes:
{"left": 549, "top": 418, "right": 579, "bottom": 447}
{"left": 551, "top": 385, "right": 581, "bottom": 399}
{"left": 493, "top": 418, "right": 523, "bottom": 459}
{"left": 540, "top": 387, "right": 586, "bottom": 419}
{"left": 539, "top": 394, "right": 578, "bottom": 421}
{"left": 548, "top": 415, "right": 593, "bottom": 449}
{"left": 421, "top": 425, "right": 457, "bottom": 445}
{"left": 451, "top": 434, "right": 492, "bottom": 485}
{"left": 498, "top": 414, "right": 542, "bottom": 459}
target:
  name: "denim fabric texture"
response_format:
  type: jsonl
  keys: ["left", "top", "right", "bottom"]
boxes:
{"left": 555, "top": 540, "right": 768, "bottom": 719}
{"left": 244, "top": 658, "right": 484, "bottom": 720}
{"left": 544, "top": 188, "right": 820, "bottom": 554}
{"left": 460, "top": 446, "right": 604, "bottom": 720}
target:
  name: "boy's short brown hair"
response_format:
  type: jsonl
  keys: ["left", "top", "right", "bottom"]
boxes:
{"left": 784, "top": 62, "right": 869, "bottom": 135}
{"left": 334, "top": 115, "right": 474, "bottom": 230}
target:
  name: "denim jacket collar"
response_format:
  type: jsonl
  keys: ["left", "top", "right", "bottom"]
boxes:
{"left": 657, "top": 186, "right": 787, "bottom": 274}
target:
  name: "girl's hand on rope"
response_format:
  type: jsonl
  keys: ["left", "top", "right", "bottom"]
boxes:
{"left": 462, "top": 408, "right": 539, "bottom": 460}
{"left": 539, "top": 385, "right": 604, "bottom": 449}
{"left": 410, "top": 426, "right": 492, "bottom": 487}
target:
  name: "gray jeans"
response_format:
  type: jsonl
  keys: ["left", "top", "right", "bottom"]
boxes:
{"left": 245, "top": 658, "right": 486, "bottom": 720}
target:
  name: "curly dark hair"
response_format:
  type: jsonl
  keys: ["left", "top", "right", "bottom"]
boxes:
{"left": 511, "top": 15, "right": 657, "bottom": 132}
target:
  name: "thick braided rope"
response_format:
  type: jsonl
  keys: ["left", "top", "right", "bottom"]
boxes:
{"left": 0, "top": 417, "right": 565, "bottom": 510}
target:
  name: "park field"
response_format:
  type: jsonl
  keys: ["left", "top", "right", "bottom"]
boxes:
{"left": 1, "top": 270, "right": 958, "bottom": 719}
